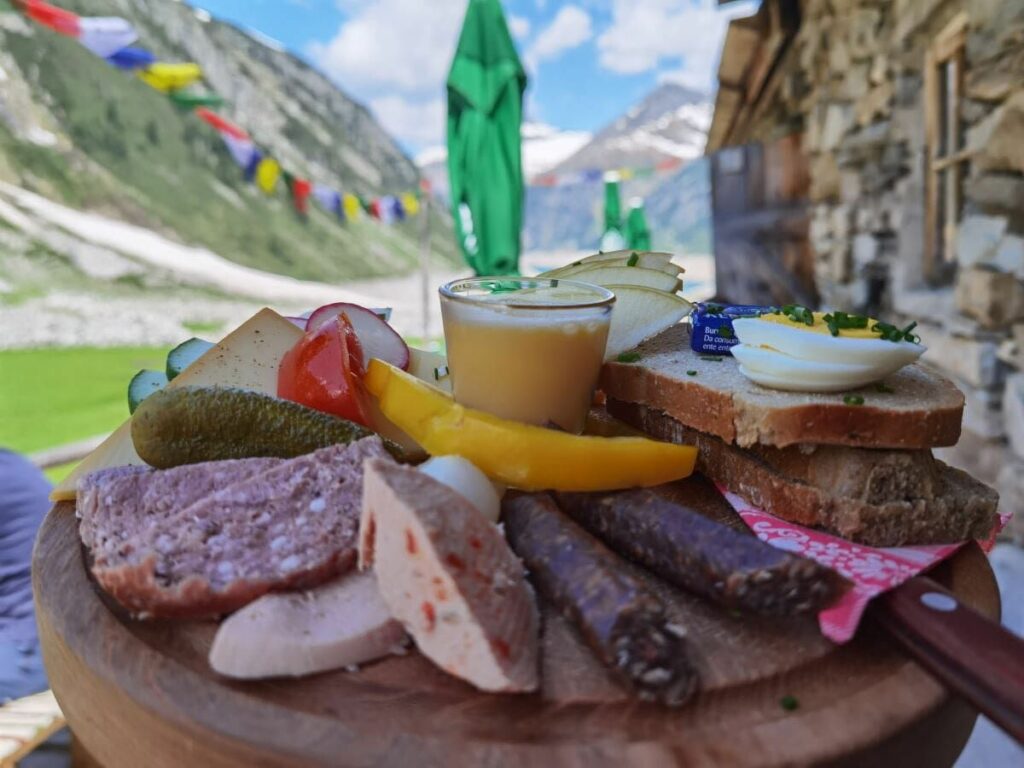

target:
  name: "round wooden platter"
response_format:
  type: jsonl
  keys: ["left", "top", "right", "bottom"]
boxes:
{"left": 35, "top": 478, "right": 999, "bottom": 768}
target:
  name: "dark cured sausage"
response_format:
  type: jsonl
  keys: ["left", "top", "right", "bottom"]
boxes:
{"left": 503, "top": 494, "right": 697, "bottom": 707}
{"left": 555, "top": 490, "right": 848, "bottom": 616}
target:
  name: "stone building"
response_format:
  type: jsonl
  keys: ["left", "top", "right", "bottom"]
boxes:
{"left": 706, "top": 0, "right": 1024, "bottom": 541}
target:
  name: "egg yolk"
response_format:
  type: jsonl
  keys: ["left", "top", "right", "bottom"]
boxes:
{"left": 758, "top": 311, "right": 880, "bottom": 339}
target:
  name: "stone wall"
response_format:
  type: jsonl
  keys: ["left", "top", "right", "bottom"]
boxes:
{"left": 744, "top": 0, "right": 1024, "bottom": 541}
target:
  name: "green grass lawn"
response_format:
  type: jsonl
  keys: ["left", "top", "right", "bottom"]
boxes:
{"left": 1, "top": 346, "right": 169, "bottom": 481}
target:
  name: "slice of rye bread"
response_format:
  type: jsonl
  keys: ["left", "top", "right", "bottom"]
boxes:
{"left": 80, "top": 437, "right": 391, "bottom": 619}
{"left": 608, "top": 399, "right": 999, "bottom": 547}
{"left": 600, "top": 324, "right": 964, "bottom": 449}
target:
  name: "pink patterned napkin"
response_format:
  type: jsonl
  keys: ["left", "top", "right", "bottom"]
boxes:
{"left": 719, "top": 488, "right": 1010, "bottom": 644}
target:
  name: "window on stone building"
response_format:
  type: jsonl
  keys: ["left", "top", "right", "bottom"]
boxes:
{"left": 924, "top": 13, "right": 969, "bottom": 281}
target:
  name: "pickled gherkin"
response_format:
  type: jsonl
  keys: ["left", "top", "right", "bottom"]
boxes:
{"left": 131, "top": 386, "right": 398, "bottom": 468}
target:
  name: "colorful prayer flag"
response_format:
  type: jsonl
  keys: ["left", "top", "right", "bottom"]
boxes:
{"left": 368, "top": 199, "right": 381, "bottom": 220}
{"left": 138, "top": 62, "right": 203, "bottom": 93}
{"left": 194, "top": 108, "right": 247, "bottom": 139}
{"left": 388, "top": 195, "right": 406, "bottom": 221}
{"left": 18, "top": 0, "right": 78, "bottom": 36}
{"left": 288, "top": 176, "right": 312, "bottom": 215}
{"left": 377, "top": 195, "right": 404, "bottom": 224}
{"left": 222, "top": 134, "right": 258, "bottom": 170}
{"left": 342, "top": 193, "right": 361, "bottom": 220}
{"left": 169, "top": 91, "right": 225, "bottom": 109}
{"left": 77, "top": 17, "right": 137, "bottom": 58}
{"left": 107, "top": 47, "right": 156, "bottom": 70}
{"left": 244, "top": 151, "right": 262, "bottom": 182}
{"left": 255, "top": 157, "right": 281, "bottom": 194}
{"left": 312, "top": 185, "right": 343, "bottom": 219}
{"left": 400, "top": 192, "right": 420, "bottom": 217}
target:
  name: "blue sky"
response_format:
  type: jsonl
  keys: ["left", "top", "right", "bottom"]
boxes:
{"left": 195, "top": 0, "right": 756, "bottom": 155}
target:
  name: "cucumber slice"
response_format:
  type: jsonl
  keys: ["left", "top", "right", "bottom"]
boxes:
{"left": 128, "top": 370, "right": 169, "bottom": 414}
{"left": 166, "top": 337, "right": 215, "bottom": 381}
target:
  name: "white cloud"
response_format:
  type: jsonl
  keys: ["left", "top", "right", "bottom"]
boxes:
{"left": 307, "top": 0, "right": 467, "bottom": 94}
{"left": 369, "top": 96, "right": 446, "bottom": 148}
{"left": 508, "top": 14, "right": 531, "bottom": 40}
{"left": 597, "top": 0, "right": 757, "bottom": 92}
{"left": 526, "top": 6, "right": 593, "bottom": 68}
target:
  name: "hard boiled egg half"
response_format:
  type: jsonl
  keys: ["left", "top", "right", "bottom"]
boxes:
{"left": 731, "top": 312, "right": 925, "bottom": 392}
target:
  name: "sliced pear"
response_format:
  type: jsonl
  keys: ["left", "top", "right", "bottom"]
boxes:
{"left": 603, "top": 284, "right": 693, "bottom": 361}
{"left": 546, "top": 253, "right": 680, "bottom": 278}
{"left": 549, "top": 265, "right": 682, "bottom": 293}
{"left": 579, "top": 249, "right": 674, "bottom": 265}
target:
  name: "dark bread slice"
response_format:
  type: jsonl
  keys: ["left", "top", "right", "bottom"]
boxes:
{"left": 600, "top": 324, "right": 964, "bottom": 449}
{"left": 80, "top": 437, "right": 390, "bottom": 618}
{"left": 608, "top": 400, "right": 999, "bottom": 547}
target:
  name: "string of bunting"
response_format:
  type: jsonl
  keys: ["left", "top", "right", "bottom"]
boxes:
{"left": 14, "top": 0, "right": 425, "bottom": 222}
{"left": 527, "top": 157, "right": 686, "bottom": 188}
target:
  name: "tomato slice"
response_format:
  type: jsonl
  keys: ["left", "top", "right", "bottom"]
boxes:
{"left": 278, "top": 313, "right": 371, "bottom": 425}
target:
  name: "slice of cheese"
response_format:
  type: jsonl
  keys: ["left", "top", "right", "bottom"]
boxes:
{"left": 408, "top": 348, "right": 450, "bottom": 394}
{"left": 50, "top": 309, "right": 303, "bottom": 501}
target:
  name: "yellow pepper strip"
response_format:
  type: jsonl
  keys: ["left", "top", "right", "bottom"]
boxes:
{"left": 365, "top": 359, "right": 697, "bottom": 491}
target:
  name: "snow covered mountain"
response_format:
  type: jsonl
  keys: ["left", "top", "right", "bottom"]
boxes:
{"left": 413, "top": 83, "right": 713, "bottom": 255}
{"left": 550, "top": 83, "right": 711, "bottom": 175}
{"left": 524, "top": 83, "right": 713, "bottom": 252}
{"left": 415, "top": 122, "right": 591, "bottom": 200}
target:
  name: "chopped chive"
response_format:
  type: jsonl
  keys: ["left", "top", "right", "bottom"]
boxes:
{"left": 781, "top": 304, "right": 815, "bottom": 326}
{"left": 875, "top": 383, "right": 894, "bottom": 393}
{"left": 433, "top": 365, "right": 449, "bottom": 380}
{"left": 705, "top": 303, "right": 725, "bottom": 315}
{"left": 871, "top": 319, "right": 921, "bottom": 344}
{"left": 616, "top": 351, "right": 642, "bottom": 363}
{"left": 686, "top": 370, "right": 698, "bottom": 376}
{"left": 718, "top": 326, "right": 735, "bottom": 340}
{"left": 780, "top": 695, "right": 799, "bottom": 712}
{"left": 699, "top": 355, "right": 724, "bottom": 362}
{"left": 843, "top": 394, "right": 865, "bottom": 406}
{"left": 626, "top": 252, "right": 639, "bottom": 267}
{"left": 571, "top": 260, "right": 582, "bottom": 266}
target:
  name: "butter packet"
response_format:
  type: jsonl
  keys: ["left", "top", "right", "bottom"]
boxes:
{"left": 690, "top": 303, "right": 767, "bottom": 355}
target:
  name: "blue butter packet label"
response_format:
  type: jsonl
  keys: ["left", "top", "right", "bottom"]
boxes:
{"left": 690, "top": 303, "right": 767, "bottom": 355}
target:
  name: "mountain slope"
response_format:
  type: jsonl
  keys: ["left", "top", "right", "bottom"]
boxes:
{"left": 551, "top": 83, "right": 710, "bottom": 174}
{"left": 523, "top": 83, "right": 713, "bottom": 253}
{"left": 0, "top": 0, "right": 458, "bottom": 282}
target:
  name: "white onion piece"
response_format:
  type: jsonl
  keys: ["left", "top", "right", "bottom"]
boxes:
{"left": 418, "top": 456, "right": 503, "bottom": 523}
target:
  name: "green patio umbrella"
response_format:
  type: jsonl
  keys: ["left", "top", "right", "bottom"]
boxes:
{"left": 626, "top": 199, "right": 652, "bottom": 251}
{"left": 446, "top": 0, "right": 527, "bottom": 275}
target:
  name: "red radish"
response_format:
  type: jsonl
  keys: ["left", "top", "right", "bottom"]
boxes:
{"left": 307, "top": 302, "right": 410, "bottom": 370}
{"left": 285, "top": 316, "right": 308, "bottom": 330}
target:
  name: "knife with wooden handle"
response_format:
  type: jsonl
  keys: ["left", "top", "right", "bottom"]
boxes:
{"left": 875, "top": 572, "right": 1024, "bottom": 745}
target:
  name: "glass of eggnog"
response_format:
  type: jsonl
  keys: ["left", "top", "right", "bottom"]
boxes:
{"left": 439, "top": 277, "right": 614, "bottom": 434}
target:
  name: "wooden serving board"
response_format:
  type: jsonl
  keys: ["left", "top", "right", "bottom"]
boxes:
{"left": 34, "top": 478, "right": 999, "bottom": 768}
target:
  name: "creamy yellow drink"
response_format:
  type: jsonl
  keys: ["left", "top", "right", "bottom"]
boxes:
{"left": 440, "top": 279, "right": 614, "bottom": 434}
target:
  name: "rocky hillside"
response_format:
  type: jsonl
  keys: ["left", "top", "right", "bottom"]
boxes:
{"left": 0, "top": 0, "right": 458, "bottom": 283}
{"left": 523, "top": 83, "right": 713, "bottom": 253}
